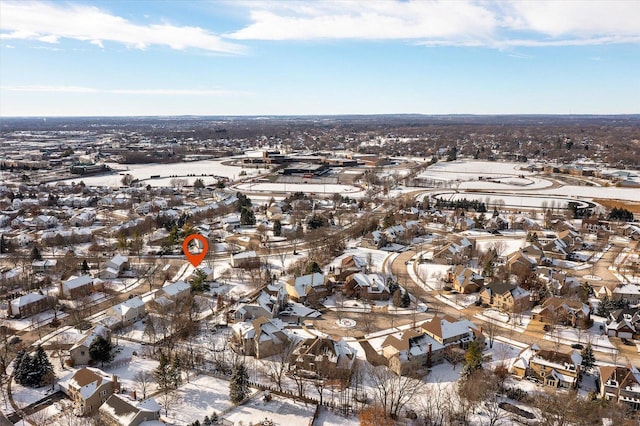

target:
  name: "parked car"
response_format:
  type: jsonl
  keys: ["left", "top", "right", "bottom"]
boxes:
{"left": 622, "top": 338, "right": 634, "bottom": 346}
{"left": 571, "top": 343, "right": 584, "bottom": 350}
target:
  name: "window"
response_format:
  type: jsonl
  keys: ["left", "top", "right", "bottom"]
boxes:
{"left": 100, "top": 389, "right": 107, "bottom": 397}
{"left": 80, "top": 351, "right": 85, "bottom": 356}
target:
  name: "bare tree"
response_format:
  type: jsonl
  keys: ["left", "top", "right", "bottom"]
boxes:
{"left": 260, "top": 341, "right": 295, "bottom": 392}
{"left": 368, "top": 364, "right": 425, "bottom": 419}
{"left": 134, "top": 370, "right": 154, "bottom": 400}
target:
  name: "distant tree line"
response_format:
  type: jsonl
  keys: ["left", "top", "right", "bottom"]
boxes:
{"left": 434, "top": 197, "right": 487, "bottom": 212}
{"left": 608, "top": 207, "right": 634, "bottom": 222}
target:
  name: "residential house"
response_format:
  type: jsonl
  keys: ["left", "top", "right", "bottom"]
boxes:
{"left": 232, "top": 290, "right": 281, "bottom": 322}
{"left": 598, "top": 365, "right": 640, "bottom": 411}
{"left": 106, "top": 297, "right": 146, "bottom": 329}
{"left": 285, "top": 272, "right": 328, "bottom": 304}
{"left": 0, "top": 267, "right": 21, "bottom": 287}
{"left": 506, "top": 251, "right": 538, "bottom": 277}
{"left": 158, "top": 280, "right": 191, "bottom": 301}
{"left": 381, "top": 329, "right": 444, "bottom": 376}
{"left": 69, "top": 210, "right": 96, "bottom": 227}
{"left": 59, "top": 275, "right": 95, "bottom": 299}
{"left": 511, "top": 345, "right": 581, "bottom": 389}
{"left": 8, "top": 292, "right": 53, "bottom": 318}
{"left": 622, "top": 224, "right": 640, "bottom": 241}
{"left": 69, "top": 325, "right": 110, "bottom": 366}
{"left": 230, "top": 251, "right": 260, "bottom": 269}
{"left": 361, "top": 230, "right": 387, "bottom": 250}
{"left": 531, "top": 296, "right": 591, "bottom": 328}
{"left": 420, "top": 315, "right": 483, "bottom": 349}
{"left": 31, "top": 259, "right": 57, "bottom": 274}
{"left": 334, "top": 254, "right": 368, "bottom": 281}
{"left": 606, "top": 308, "right": 640, "bottom": 339}
{"left": 613, "top": 284, "right": 640, "bottom": 305}
{"left": 432, "top": 237, "right": 474, "bottom": 265}
{"left": 61, "top": 367, "right": 120, "bottom": 416}
{"left": 99, "top": 395, "right": 161, "bottom": 426}
{"left": 446, "top": 266, "right": 484, "bottom": 294}
{"left": 230, "top": 317, "right": 290, "bottom": 359}
{"left": 33, "top": 215, "right": 58, "bottom": 229}
{"left": 344, "top": 273, "right": 391, "bottom": 301}
{"left": 479, "top": 281, "right": 531, "bottom": 313}
{"left": 289, "top": 337, "right": 356, "bottom": 379}
{"left": 512, "top": 216, "right": 541, "bottom": 231}
{"left": 100, "top": 255, "right": 129, "bottom": 279}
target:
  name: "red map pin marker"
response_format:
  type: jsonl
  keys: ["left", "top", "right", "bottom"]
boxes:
{"left": 182, "top": 234, "right": 209, "bottom": 268}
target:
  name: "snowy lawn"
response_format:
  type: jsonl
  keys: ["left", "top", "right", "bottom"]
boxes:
{"left": 223, "top": 392, "right": 315, "bottom": 425}
{"left": 162, "top": 374, "right": 256, "bottom": 425}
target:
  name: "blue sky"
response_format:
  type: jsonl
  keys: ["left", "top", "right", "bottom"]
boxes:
{"left": 1, "top": 0, "right": 639, "bottom": 116}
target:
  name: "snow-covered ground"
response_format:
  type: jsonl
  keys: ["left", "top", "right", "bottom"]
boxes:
{"left": 61, "top": 159, "right": 261, "bottom": 187}
{"left": 162, "top": 375, "right": 256, "bottom": 425}
{"left": 475, "top": 237, "right": 526, "bottom": 257}
{"left": 235, "top": 181, "right": 365, "bottom": 197}
{"left": 223, "top": 392, "right": 316, "bottom": 425}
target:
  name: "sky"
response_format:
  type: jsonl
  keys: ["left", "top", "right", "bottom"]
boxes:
{"left": 0, "top": 0, "right": 639, "bottom": 117}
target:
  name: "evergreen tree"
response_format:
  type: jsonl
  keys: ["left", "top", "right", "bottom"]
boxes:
{"left": 240, "top": 207, "right": 256, "bottom": 226}
{"left": 13, "top": 350, "right": 29, "bottom": 385}
{"left": 154, "top": 352, "right": 172, "bottom": 392}
{"left": 581, "top": 344, "right": 596, "bottom": 370}
{"left": 401, "top": 291, "right": 411, "bottom": 308}
{"left": 392, "top": 289, "right": 403, "bottom": 307}
{"left": 304, "top": 261, "right": 322, "bottom": 275}
{"left": 203, "top": 416, "right": 212, "bottom": 426}
{"left": 170, "top": 356, "right": 182, "bottom": 389}
{"left": 189, "top": 269, "right": 210, "bottom": 292}
{"left": 89, "top": 335, "right": 114, "bottom": 366}
{"left": 35, "top": 346, "right": 54, "bottom": 385}
{"left": 462, "top": 340, "right": 483, "bottom": 377}
{"left": 81, "top": 259, "right": 90, "bottom": 275}
{"left": 273, "top": 219, "right": 282, "bottom": 237}
{"left": 193, "top": 178, "right": 205, "bottom": 189}
{"left": 30, "top": 245, "right": 42, "bottom": 261}
{"left": 229, "top": 362, "right": 250, "bottom": 404}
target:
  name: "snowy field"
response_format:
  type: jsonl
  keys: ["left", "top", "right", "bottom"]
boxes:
{"left": 475, "top": 237, "right": 526, "bottom": 257}
{"left": 61, "top": 159, "right": 261, "bottom": 187}
{"left": 433, "top": 191, "right": 589, "bottom": 210}
{"left": 223, "top": 392, "right": 315, "bottom": 425}
{"left": 164, "top": 375, "right": 256, "bottom": 424}
{"left": 235, "top": 181, "right": 365, "bottom": 197}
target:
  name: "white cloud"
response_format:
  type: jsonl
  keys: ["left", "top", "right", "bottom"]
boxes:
{"left": 0, "top": 85, "right": 247, "bottom": 96}
{"left": 227, "top": 0, "right": 640, "bottom": 47}
{"left": 0, "top": 1, "right": 246, "bottom": 54}
{"left": 228, "top": 1, "right": 497, "bottom": 42}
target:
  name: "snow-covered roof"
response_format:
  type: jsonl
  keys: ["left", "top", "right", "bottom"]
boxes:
{"left": 10, "top": 292, "right": 45, "bottom": 310}
{"left": 63, "top": 275, "right": 93, "bottom": 289}
{"left": 161, "top": 280, "right": 191, "bottom": 297}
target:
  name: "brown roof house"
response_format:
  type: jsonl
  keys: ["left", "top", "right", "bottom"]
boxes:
{"left": 420, "top": 315, "right": 484, "bottom": 349}
{"left": 61, "top": 367, "right": 120, "bottom": 416}
{"left": 285, "top": 272, "right": 328, "bottom": 305}
{"left": 344, "top": 273, "right": 391, "bottom": 301}
{"left": 479, "top": 281, "right": 531, "bottom": 313}
{"left": 446, "top": 266, "right": 484, "bottom": 294}
{"left": 289, "top": 337, "right": 356, "bottom": 380}
{"left": 598, "top": 365, "right": 640, "bottom": 411}
{"left": 531, "top": 296, "right": 591, "bottom": 328}
{"left": 511, "top": 344, "right": 582, "bottom": 389}
{"left": 230, "top": 317, "right": 290, "bottom": 359}
{"left": 99, "top": 394, "right": 161, "bottom": 426}
{"left": 605, "top": 309, "right": 640, "bottom": 339}
{"left": 381, "top": 329, "right": 445, "bottom": 376}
